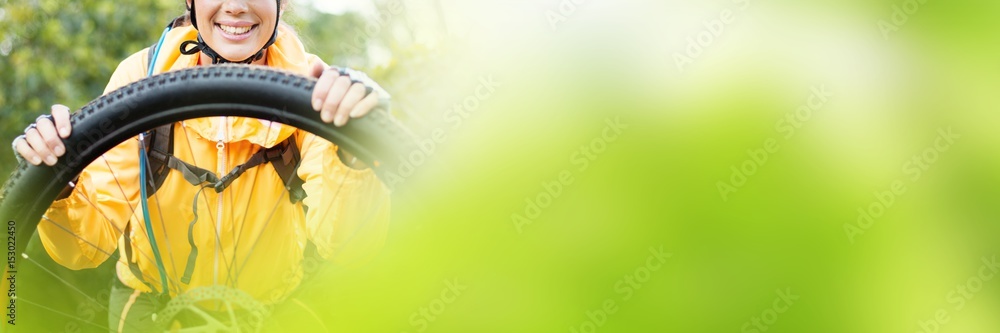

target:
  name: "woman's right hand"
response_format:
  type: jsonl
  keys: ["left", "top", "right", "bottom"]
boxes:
{"left": 13, "top": 105, "right": 73, "bottom": 166}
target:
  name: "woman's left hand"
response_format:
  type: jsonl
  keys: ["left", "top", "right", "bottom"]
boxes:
{"left": 310, "top": 61, "right": 383, "bottom": 127}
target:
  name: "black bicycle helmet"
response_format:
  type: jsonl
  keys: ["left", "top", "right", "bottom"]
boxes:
{"left": 180, "top": 0, "right": 281, "bottom": 64}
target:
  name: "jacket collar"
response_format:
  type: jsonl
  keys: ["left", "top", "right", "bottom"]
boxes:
{"left": 152, "top": 24, "right": 308, "bottom": 148}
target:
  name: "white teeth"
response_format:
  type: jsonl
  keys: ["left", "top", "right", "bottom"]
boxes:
{"left": 219, "top": 25, "right": 252, "bottom": 35}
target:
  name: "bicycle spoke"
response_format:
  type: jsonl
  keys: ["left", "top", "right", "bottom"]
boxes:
{"left": 230, "top": 133, "right": 320, "bottom": 286}
{"left": 40, "top": 215, "right": 168, "bottom": 290}
{"left": 289, "top": 175, "right": 390, "bottom": 296}
{"left": 17, "top": 297, "right": 115, "bottom": 332}
{"left": 101, "top": 155, "right": 141, "bottom": 226}
{"left": 76, "top": 165, "right": 185, "bottom": 292}
{"left": 226, "top": 168, "right": 239, "bottom": 288}
{"left": 232, "top": 133, "right": 391, "bottom": 289}
{"left": 39, "top": 216, "right": 114, "bottom": 258}
{"left": 178, "top": 120, "right": 236, "bottom": 287}
{"left": 140, "top": 153, "right": 182, "bottom": 294}
{"left": 183, "top": 302, "right": 230, "bottom": 330}
{"left": 21, "top": 253, "right": 107, "bottom": 308}
{"left": 20, "top": 253, "right": 149, "bottom": 333}
{"left": 322, "top": 191, "right": 389, "bottom": 264}
{"left": 225, "top": 118, "right": 276, "bottom": 288}
{"left": 225, "top": 300, "right": 242, "bottom": 333}
{"left": 22, "top": 215, "right": 159, "bottom": 332}
{"left": 102, "top": 153, "right": 182, "bottom": 295}
{"left": 232, "top": 190, "right": 287, "bottom": 284}
{"left": 71, "top": 186, "right": 165, "bottom": 277}
{"left": 72, "top": 182, "right": 118, "bottom": 231}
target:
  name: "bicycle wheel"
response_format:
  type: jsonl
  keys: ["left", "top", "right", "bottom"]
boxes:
{"left": 0, "top": 65, "right": 413, "bottom": 332}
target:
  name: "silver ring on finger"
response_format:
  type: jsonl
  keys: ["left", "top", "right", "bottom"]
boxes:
{"left": 36, "top": 114, "right": 55, "bottom": 123}
{"left": 12, "top": 134, "right": 26, "bottom": 151}
{"left": 348, "top": 79, "right": 374, "bottom": 96}
{"left": 23, "top": 123, "right": 37, "bottom": 134}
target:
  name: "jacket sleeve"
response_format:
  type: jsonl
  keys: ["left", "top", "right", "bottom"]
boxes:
{"left": 37, "top": 49, "right": 150, "bottom": 270}
{"left": 296, "top": 132, "right": 391, "bottom": 266}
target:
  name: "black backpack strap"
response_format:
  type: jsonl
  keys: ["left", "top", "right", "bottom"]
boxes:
{"left": 268, "top": 136, "right": 306, "bottom": 204}
{"left": 180, "top": 186, "right": 209, "bottom": 285}
{"left": 145, "top": 123, "right": 224, "bottom": 190}
{"left": 144, "top": 124, "right": 176, "bottom": 198}
{"left": 144, "top": 124, "right": 306, "bottom": 203}
{"left": 164, "top": 155, "right": 220, "bottom": 187}
{"left": 213, "top": 136, "right": 305, "bottom": 203}
{"left": 213, "top": 148, "right": 272, "bottom": 192}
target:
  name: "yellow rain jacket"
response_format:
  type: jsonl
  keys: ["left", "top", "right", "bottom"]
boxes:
{"left": 37, "top": 25, "right": 390, "bottom": 303}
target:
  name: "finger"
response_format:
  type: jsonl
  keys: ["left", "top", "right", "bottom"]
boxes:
{"left": 311, "top": 68, "right": 341, "bottom": 111}
{"left": 349, "top": 91, "right": 381, "bottom": 119}
{"left": 52, "top": 104, "right": 72, "bottom": 138}
{"left": 24, "top": 129, "right": 57, "bottom": 166}
{"left": 334, "top": 83, "right": 367, "bottom": 127}
{"left": 320, "top": 76, "right": 353, "bottom": 123}
{"left": 310, "top": 61, "right": 327, "bottom": 78}
{"left": 34, "top": 116, "right": 65, "bottom": 157}
{"left": 14, "top": 137, "right": 42, "bottom": 166}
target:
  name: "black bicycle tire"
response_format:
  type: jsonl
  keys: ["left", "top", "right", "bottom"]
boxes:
{"left": 0, "top": 64, "right": 412, "bottom": 281}
{"left": 1, "top": 65, "right": 413, "bottom": 333}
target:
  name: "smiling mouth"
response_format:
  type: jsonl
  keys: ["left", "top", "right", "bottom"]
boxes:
{"left": 216, "top": 24, "right": 258, "bottom": 36}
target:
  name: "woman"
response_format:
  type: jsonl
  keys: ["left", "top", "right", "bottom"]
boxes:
{"left": 11, "top": 0, "right": 391, "bottom": 331}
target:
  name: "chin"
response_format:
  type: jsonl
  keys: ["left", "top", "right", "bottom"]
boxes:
{"left": 227, "top": 55, "right": 254, "bottom": 61}
{"left": 220, "top": 51, "right": 257, "bottom": 62}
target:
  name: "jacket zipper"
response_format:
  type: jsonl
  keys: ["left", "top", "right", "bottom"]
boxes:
{"left": 214, "top": 117, "right": 227, "bottom": 287}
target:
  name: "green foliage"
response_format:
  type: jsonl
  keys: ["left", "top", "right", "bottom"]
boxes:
{"left": 0, "top": 0, "right": 180, "bottom": 172}
{"left": 283, "top": 5, "right": 368, "bottom": 66}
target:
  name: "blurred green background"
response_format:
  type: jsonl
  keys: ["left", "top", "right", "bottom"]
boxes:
{"left": 4, "top": 0, "right": 1000, "bottom": 332}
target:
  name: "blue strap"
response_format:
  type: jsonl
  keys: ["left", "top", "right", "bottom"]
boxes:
{"left": 147, "top": 26, "right": 170, "bottom": 77}
{"left": 139, "top": 135, "right": 170, "bottom": 294}
{"left": 131, "top": 25, "right": 173, "bottom": 295}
